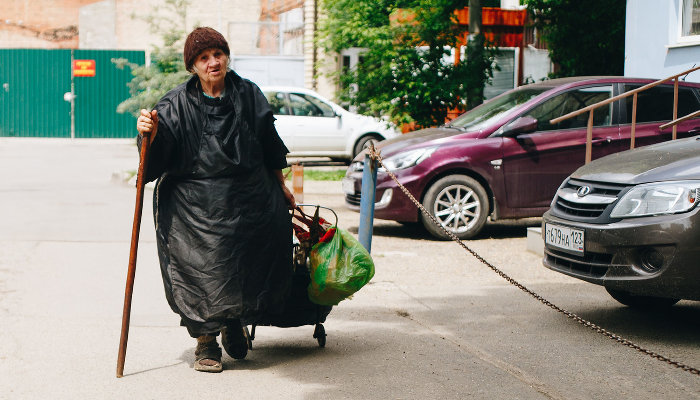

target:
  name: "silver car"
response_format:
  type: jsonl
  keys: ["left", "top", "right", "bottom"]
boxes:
{"left": 542, "top": 136, "right": 700, "bottom": 307}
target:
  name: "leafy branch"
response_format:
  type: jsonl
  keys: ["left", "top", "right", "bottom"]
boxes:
{"left": 318, "top": 0, "right": 499, "bottom": 128}
{"left": 112, "top": 0, "right": 192, "bottom": 116}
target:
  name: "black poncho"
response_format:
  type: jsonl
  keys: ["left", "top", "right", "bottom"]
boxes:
{"left": 141, "top": 72, "right": 292, "bottom": 337}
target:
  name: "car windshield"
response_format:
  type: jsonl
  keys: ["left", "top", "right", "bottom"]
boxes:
{"left": 447, "top": 88, "right": 550, "bottom": 131}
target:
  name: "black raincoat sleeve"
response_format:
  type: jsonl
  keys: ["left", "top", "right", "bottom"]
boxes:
{"left": 137, "top": 109, "right": 178, "bottom": 184}
{"left": 247, "top": 84, "right": 289, "bottom": 170}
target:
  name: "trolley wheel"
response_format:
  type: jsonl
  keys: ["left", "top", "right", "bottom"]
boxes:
{"left": 313, "top": 323, "right": 326, "bottom": 348}
{"left": 243, "top": 325, "right": 253, "bottom": 350}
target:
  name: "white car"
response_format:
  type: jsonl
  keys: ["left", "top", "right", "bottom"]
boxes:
{"left": 261, "top": 86, "right": 400, "bottom": 161}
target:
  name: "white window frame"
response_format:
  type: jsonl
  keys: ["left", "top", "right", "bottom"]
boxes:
{"left": 677, "top": 0, "right": 700, "bottom": 44}
{"left": 340, "top": 47, "right": 366, "bottom": 71}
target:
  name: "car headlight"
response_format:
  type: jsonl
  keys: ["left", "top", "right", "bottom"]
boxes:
{"left": 610, "top": 181, "right": 700, "bottom": 218}
{"left": 379, "top": 147, "right": 437, "bottom": 171}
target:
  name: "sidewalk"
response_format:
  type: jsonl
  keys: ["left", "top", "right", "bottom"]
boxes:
{"left": 1, "top": 139, "right": 698, "bottom": 399}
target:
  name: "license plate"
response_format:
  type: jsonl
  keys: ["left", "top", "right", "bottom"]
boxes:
{"left": 341, "top": 178, "right": 356, "bottom": 195}
{"left": 544, "top": 223, "right": 584, "bottom": 254}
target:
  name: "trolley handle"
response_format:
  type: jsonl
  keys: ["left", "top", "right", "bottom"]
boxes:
{"left": 294, "top": 204, "right": 338, "bottom": 227}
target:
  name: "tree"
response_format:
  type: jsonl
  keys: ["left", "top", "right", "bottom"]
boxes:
{"left": 112, "top": 0, "right": 191, "bottom": 116}
{"left": 464, "top": 0, "right": 490, "bottom": 110}
{"left": 319, "top": 0, "right": 498, "bottom": 128}
{"left": 526, "top": 0, "right": 626, "bottom": 77}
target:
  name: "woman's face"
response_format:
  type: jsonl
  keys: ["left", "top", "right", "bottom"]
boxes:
{"left": 193, "top": 48, "right": 228, "bottom": 85}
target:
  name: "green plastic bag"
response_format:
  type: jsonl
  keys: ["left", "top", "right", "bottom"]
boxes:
{"left": 308, "top": 227, "right": 375, "bottom": 306}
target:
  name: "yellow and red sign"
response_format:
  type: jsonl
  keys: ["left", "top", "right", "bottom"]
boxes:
{"left": 73, "top": 59, "right": 96, "bottom": 77}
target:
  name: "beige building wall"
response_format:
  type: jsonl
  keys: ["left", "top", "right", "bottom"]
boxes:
{"left": 82, "top": 0, "right": 261, "bottom": 53}
{"left": 79, "top": 0, "right": 116, "bottom": 49}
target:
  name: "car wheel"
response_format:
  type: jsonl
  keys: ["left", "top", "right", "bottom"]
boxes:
{"left": 605, "top": 287, "right": 680, "bottom": 308}
{"left": 420, "top": 175, "right": 489, "bottom": 240}
{"left": 353, "top": 134, "right": 381, "bottom": 158}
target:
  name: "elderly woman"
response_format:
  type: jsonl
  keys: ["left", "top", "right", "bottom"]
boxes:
{"left": 136, "top": 27, "right": 295, "bottom": 373}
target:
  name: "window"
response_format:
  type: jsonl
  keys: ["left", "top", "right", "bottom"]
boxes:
{"left": 289, "top": 93, "right": 335, "bottom": 117}
{"left": 622, "top": 85, "right": 700, "bottom": 123}
{"left": 524, "top": 86, "right": 613, "bottom": 131}
{"left": 680, "top": 0, "right": 700, "bottom": 42}
{"left": 455, "top": 88, "right": 548, "bottom": 132}
{"left": 264, "top": 92, "right": 289, "bottom": 115}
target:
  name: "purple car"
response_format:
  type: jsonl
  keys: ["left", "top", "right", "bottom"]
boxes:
{"left": 343, "top": 77, "right": 700, "bottom": 239}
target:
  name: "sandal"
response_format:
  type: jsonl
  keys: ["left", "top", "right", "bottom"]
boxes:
{"left": 194, "top": 339, "right": 223, "bottom": 373}
{"left": 221, "top": 320, "right": 248, "bottom": 360}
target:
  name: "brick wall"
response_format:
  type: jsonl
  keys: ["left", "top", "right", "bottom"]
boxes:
{"left": 0, "top": 0, "right": 264, "bottom": 50}
{"left": 0, "top": 0, "right": 100, "bottom": 48}
{"left": 261, "top": 0, "right": 303, "bottom": 21}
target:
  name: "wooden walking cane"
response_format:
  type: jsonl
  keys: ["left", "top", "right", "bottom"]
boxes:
{"left": 117, "top": 131, "right": 152, "bottom": 378}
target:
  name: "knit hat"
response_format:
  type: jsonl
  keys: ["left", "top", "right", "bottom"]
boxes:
{"left": 183, "top": 27, "right": 230, "bottom": 72}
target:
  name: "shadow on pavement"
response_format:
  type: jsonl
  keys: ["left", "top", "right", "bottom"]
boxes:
{"left": 169, "top": 290, "right": 698, "bottom": 397}
{"left": 573, "top": 301, "right": 700, "bottom": 346}
{"left": 176, "top": 332, "right": 370, "bottom": 372}
{"left": 123, "top": 361, "right": 186, "bottom": 377}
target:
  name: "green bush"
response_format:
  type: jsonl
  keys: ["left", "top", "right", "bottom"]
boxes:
{"left": 283, "top": 168, "right": 347, "bottom": 181}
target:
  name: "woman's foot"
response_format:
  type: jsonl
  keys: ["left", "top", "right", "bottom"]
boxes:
{"left": 194, "top": 335, "right": 223, "bottom": 373}
{"left": 221, "top": 320, "right": 248, "bottom": 360}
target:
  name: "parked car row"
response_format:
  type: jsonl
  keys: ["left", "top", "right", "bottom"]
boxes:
{"left": 342, "top": 76, "right": 700, "bottom": 240}
{"left": 339, "top": 76, "right": 700, "bottom": 307}
{"left": 268, "top": 78, "right": 700, "bottom": 307}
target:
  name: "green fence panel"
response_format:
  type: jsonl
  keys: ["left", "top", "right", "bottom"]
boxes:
{"left": 0, "top": 49, "right": 144, "bottom": 138}
{"left": 0, "top": 49, "right": 71, "bottom": 137}
{"left": 74, "top": 50, "right": 144, "bottom": 138}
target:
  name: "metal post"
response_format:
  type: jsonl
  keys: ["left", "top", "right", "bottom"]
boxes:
{"left": 673, "top": 77, "right": 679, "bottom": 140}
{"left": 631, "top": 92, "right": 637, "bottom": 149}
{"left": 70, "top": 49, "right": 75, "bottom": 140}
{"left": 358, "top": 154, "right": 377, "bottom": 253}
{"left": 585, "top": 110, "right": 593, "bottom": 164}
{"left": 291, "top": 164, "right": 304, "bottom": 203}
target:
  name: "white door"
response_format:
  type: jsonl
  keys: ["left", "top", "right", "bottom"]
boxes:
{"left": 263, "top": 91, "right": 295, "bottom": 151}
{"left": 287, "top": 92, "right": 346, "bottom": 152}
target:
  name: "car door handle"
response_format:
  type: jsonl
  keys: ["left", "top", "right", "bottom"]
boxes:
{"left": 591, "top": 137, "right": 613, "bottom": 146}
{"left": 662, "top": 127, "right": 700, "bottom": 135}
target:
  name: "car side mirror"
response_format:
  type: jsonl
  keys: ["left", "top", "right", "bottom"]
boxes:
{"left": 501, "top": 116, "right": 538, "bottom": 137}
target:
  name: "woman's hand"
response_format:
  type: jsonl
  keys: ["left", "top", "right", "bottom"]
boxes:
{"left": 136, "top": 109, "right": 158, "bottom": 144}
{"left": 281, "top": 183, "right": 296, "bottom": 209}
{"left": 274, "top": 169, "right": 296, "bottom": 209}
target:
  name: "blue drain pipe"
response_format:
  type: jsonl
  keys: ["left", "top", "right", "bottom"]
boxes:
{"left": 358, "top": 154, "right": 377, "bottom": 253}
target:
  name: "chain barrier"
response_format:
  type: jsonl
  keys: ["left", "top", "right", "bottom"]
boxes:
{"left": 366, "top": 144, "right": 700, "bottom": 376}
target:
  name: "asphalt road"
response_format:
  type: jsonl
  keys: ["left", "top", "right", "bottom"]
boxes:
{"left": 0, "top": 139, "right": 698, "bottom": 399}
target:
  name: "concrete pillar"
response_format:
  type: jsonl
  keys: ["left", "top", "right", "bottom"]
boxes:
{"left": 303, "top": 0, "right": 316, "bottom": 89}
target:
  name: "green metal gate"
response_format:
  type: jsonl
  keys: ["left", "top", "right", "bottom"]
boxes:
{"left": 0, "top": 49, "right": 144, "bottom": 138}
